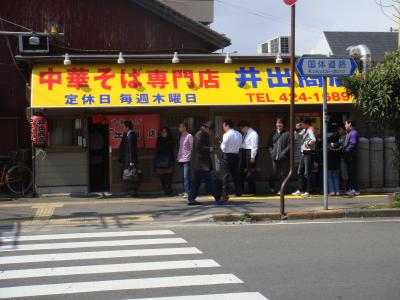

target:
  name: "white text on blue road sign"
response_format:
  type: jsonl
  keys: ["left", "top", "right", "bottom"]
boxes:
{"left": 296, "top": 57, "right": 357, "bottom": 77}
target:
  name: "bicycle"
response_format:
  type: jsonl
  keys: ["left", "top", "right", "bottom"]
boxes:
{"left": 0, "top": 151, "right": 33, "bottom": 195}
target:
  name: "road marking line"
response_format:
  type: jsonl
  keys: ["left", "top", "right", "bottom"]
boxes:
{"left": 6, "top": 215, "right": 154, "bottom": 226}
{"left": 0, "top": 230, "right": 175, "bottom": 242}
{"left": 123, "top": 292, "right": 269, "bottom": 300}
{"left": 1, "top": 238, "right": 187, "bottom": 251}
{"left": 0, "top": 247, "right": 202, "bottom": 264}
{"left": 32, "top": 204, "right": 63, "bottom": 219}
{"left": 0, "top": 274, "right": 243, "bottom": 299}
{"left": 1, "top": 259, "right": 220, "bottom": 280}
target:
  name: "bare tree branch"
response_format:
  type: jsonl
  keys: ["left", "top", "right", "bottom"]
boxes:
{"left": 376, "top": 0, "right": 400, "bottom": 22}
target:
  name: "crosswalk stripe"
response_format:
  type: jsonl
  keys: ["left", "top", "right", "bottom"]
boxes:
{"left": 123, "top": 292, "right": 270, "bottom": 300}
{"left": 1, "top": 238, "right": 187, "bottom": 251}
{"left": 2, "top": 259, "right": 220, "bottom": 280}
{"left": 0, "top": 230, "right": 175, "bottom": 242}
{"left": 0, "top": 274, "right": 243, "bottom": 299}
{"left": 0, "top": 247, "right": 202, "bottom": 264}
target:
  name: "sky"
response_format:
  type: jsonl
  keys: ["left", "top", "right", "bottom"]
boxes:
{"left": 211, "top": 0, "right": 397, "bottom": 54}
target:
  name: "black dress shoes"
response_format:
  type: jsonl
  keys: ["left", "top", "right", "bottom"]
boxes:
{"left": 187, "top": 201, "right": 202, "bottom": 206}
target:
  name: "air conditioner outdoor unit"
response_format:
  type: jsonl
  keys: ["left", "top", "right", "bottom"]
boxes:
{"left": 257, "top": 36, "right": 290, "bottom": 54}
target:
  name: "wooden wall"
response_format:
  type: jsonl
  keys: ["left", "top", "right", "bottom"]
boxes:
{"left": 0, "top": 0, "right": 219, "bottom": 155}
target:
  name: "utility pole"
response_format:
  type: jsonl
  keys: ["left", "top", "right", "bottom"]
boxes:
{"left": 280, "top": 0, "right": 297, "bottom": 218}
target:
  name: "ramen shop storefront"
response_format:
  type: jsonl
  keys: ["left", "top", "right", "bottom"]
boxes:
{"left": 29, "top": 55, "right": 352, "bottom": 195}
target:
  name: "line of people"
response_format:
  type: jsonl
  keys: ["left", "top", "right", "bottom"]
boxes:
{"left": 119, "top": 116, "right": 360, "bottom": 203}
{"left": 291, "top": 118, "right": 359, "bottom": 197}
{"left": 184, "top": 120, "right": 261, "bottom": 205}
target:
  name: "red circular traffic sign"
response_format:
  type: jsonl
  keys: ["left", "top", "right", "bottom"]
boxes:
{"left": 283, "top": 0, "right": 297, "bottom": 6}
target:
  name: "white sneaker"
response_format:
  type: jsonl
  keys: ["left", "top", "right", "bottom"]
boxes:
{"left": 301, "top": 192, "right": 310, "bottom": 197}
{"left": 183, "top": 193, "right": 188, "bottom": 199}
{"left": 354, "top": 190, "right": 360, "bottom": 196}
{"left": 346, "top": 190, "right": 355, "bottom": 196}
{"left": 328, "top": 192, "right": 335, "bottom": 196}
{"left": 277, "top": 191, "right": 281, "bottom": 195}
{"left": 292, "top": 190, "right": 302, "bottom": 196}
{"left": 335, "top": 192, "right": 340, "bottom": 196}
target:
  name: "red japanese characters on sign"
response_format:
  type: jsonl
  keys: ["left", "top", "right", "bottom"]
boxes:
{"left": 121, "top": 68, "right": 142, "bottom": 89}
{"left": 66, "top": 68, "right": 89, "bottom": 89}
{"left": 106, "top": 114, "right": 160, "bottom": 149}
{"left": 94, "top": 68, "right": 115, "bottom": 90}
{"left": 39, "top": 68, "right": 62, "bottom": 90}
{"left": 37, "top": 67, "right": 221, "bottom": 91}
{"left": 147, "top": 70, "right": 169, "bottom": 89}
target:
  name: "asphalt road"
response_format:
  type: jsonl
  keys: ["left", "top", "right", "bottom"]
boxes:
{"left": 0, "top": 219, "right": 399, "bottom": 300}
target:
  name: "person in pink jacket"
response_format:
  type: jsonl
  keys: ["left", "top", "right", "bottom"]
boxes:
{"left": 177, "top": 122, "right": 193, "bottom": 199}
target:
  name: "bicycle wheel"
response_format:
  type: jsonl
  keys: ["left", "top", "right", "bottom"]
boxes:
{"left": 6, "top": 165, "right": 33, "bottom": 195}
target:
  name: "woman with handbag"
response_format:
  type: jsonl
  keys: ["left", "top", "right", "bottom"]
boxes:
{"left": 154, "top": 127, "right": 175, "bottom": 195}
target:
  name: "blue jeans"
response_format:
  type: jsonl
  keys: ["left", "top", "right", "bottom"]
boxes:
{"left": 182, "top": 162, "right": 191, "bottom": 195}
{"left": 328, "top": 170, "right": 340, "bottom": 194}
{"left": 188, "top": 170, "right": 220, "bottom": 203}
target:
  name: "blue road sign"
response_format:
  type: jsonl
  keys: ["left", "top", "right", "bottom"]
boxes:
{"left": 296, "top": 56, "right": 358, "bottom": 77}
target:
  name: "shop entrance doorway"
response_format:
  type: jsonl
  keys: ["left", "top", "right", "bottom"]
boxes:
{"left": 89, "top": 122, "right": 110, "bottom": 192}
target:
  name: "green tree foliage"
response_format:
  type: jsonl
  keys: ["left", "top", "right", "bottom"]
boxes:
{"left": 343, "top": 50, "right": 400, "bottom": 164}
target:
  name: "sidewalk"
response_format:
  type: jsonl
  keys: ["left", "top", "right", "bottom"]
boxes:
{"left": 0, "top": 192, "right": 397, "bottom": 226}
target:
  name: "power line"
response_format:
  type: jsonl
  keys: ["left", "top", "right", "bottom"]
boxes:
{"left": 215, "top": 0, "right": 320, "bottom": 34}
{"left": 0, "top": 16, "right": 33, "bottom": 32}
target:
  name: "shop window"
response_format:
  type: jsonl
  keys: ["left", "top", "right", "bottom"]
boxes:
{"left": 164, "top": 115, "right": 206, "bottom": 134}
{"left": 48, "top": 119, "right": 85, "bottom": 150}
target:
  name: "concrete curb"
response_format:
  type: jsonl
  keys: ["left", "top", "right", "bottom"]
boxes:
{"left": 212, "top": 208, "right": 400, "bottom": 222}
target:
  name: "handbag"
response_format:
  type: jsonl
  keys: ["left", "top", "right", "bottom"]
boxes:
{"left": 123, "top": 167, "right": 142, "bottom": 184}
{"left": 155, "top": 156, "right": 170, "bottom": 169}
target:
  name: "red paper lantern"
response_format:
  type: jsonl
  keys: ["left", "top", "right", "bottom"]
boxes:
{"left": 30, "top": 116, "right": 48, "bottom": 147}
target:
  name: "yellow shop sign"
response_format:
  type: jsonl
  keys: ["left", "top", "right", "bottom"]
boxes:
{"left": 31, "top": 63, "right": 352, "bottom": 108}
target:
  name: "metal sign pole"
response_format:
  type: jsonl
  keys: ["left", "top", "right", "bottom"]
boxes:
{"left": 280, "top": 3, "right": 296, "bottom": 217}
{"left": 322, "top": 76, "right": 328, "bottom": 210}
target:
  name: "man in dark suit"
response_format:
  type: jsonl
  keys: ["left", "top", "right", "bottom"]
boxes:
{"left": 119, "top": 120, "right": 138, "bottom": 195}
{"left": 187, "top": 121, "right": 221, "bottom": 206}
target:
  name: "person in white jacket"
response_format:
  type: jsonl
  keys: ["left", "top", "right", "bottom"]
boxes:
{"left": 239, "top": 120, "right": 259, "bottom": 195}
{"left": 292, "top": 117, "right": 316, "bottom": 197}
{"left": 220, "top": 119, "right": 243, "bottom": 202}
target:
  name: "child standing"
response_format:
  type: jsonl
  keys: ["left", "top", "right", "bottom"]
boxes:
{"left": 328, "top": 133, "right": 342, "bottom": 196}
